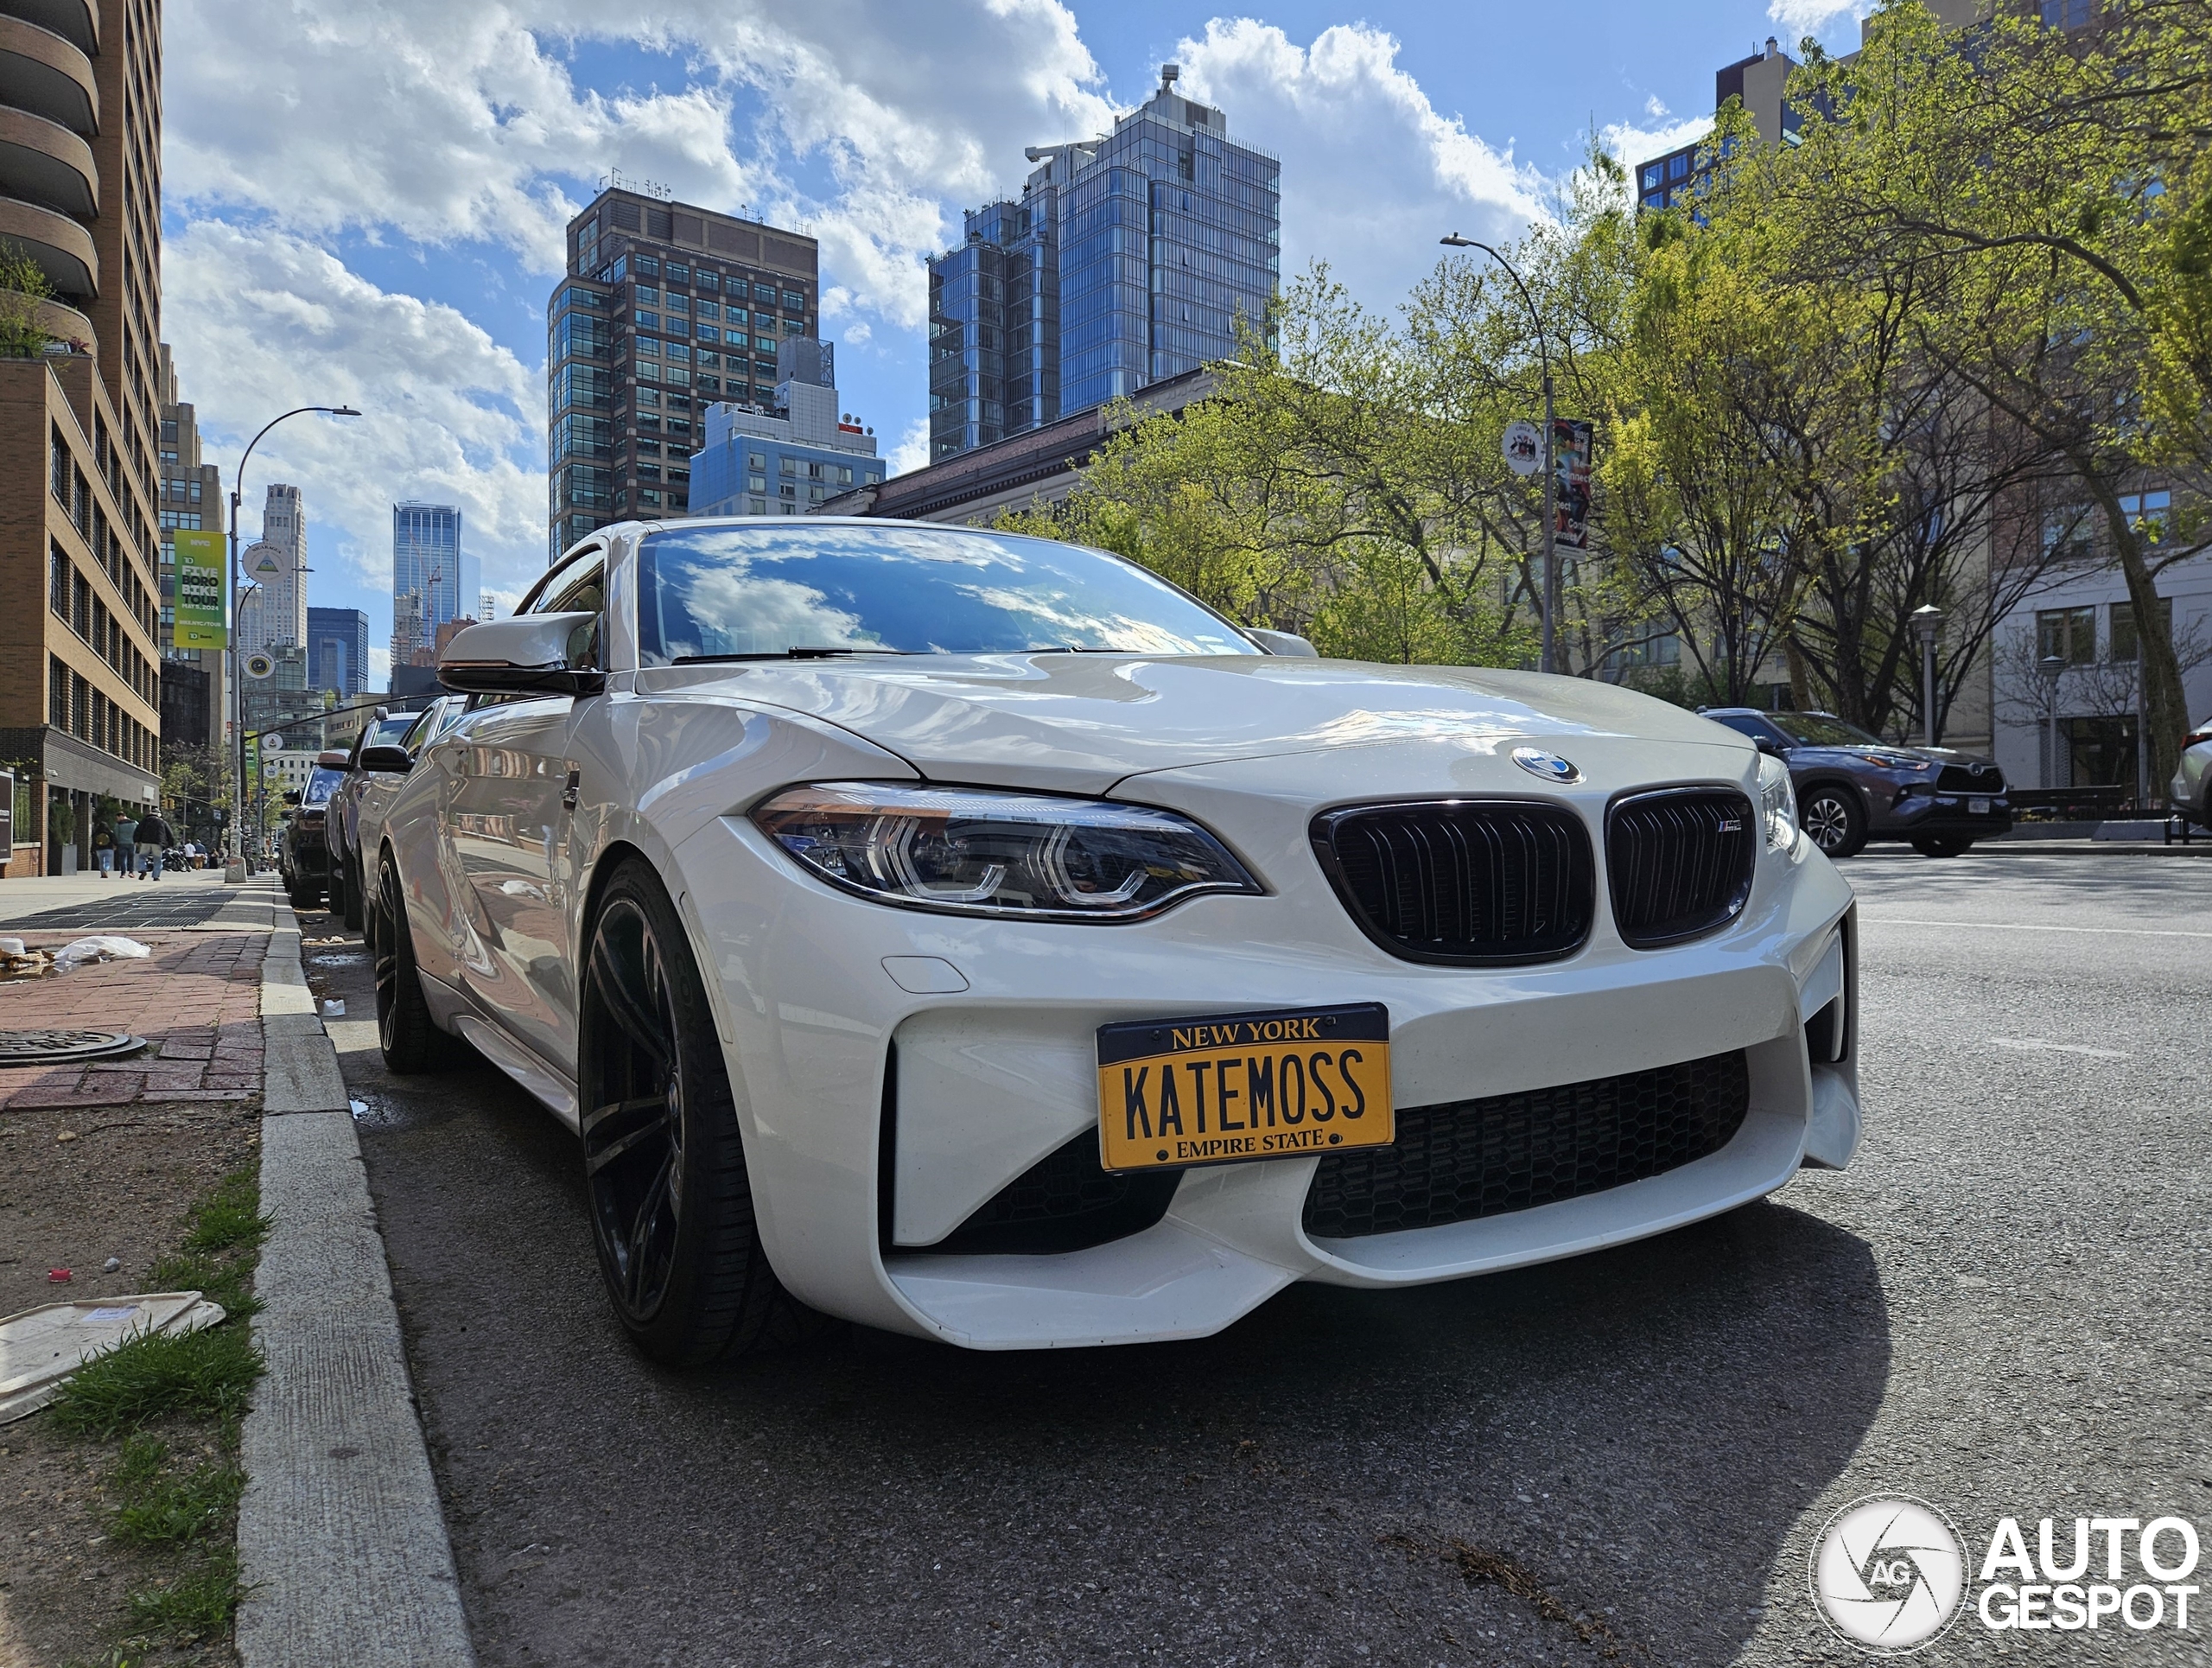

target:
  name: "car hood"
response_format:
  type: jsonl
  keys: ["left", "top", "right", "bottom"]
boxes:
{"left": 632, "top": 653, "right": 1748, "bottom": 794}
{"left": 1797, "top": 742, "right": 1999, "bottom": 772}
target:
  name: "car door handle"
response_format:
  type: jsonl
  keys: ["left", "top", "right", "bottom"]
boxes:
{"left": 562, "top": 767, "right": 581, "bottom": 811}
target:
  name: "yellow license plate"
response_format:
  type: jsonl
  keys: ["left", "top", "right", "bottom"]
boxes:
{"left": 1096, "top": 1003, "right": 1393, "bottom": 1174}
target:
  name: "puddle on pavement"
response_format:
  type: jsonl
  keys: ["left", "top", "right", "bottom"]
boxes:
{"left": 310, "top": 952, "right": 365, "bottom": 968}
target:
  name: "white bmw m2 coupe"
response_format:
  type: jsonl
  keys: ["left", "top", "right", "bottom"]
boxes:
{"left": 366, "top": 519, "right": 1860, "bottom": 1362}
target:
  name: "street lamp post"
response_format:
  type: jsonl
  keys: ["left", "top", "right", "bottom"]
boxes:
{"left": 226, "top": 404, "right": 359, "bottom": 881}
{"left": 1442, "top": 234, "right": 1559, "bottom": 674}
{"left": 2037, "top": 652, "right": 2067, "bottom": 790}
{"left": 1910, "top": 604, "right": 1945, "bottom": 748}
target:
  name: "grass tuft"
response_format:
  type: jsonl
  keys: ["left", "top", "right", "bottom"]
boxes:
{"left": 124, "top": 1546, "right": 245, "bottom": 1640}
{"left": 181, "top": 1168, "right": 271, "bottom": 1255}
{"left": 108, "top": 1435, "right": 245, "bottom": 1547}
{"left": 147, "top": 1250, "right": 260, "bottom": 1323}
{"left": 47, "top": 1321, "right": 263, "bottom": 1440}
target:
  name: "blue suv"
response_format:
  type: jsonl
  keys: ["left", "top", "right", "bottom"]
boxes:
{"left": 1701, "top": 709, "right": 2011, "bottom": 858}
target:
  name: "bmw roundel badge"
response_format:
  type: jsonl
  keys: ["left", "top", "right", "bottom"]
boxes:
{"left": 1510, "top": 747, "right": 1583, "bottom": 785}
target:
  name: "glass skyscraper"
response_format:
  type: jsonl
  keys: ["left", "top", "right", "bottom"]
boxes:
{"left": 928, "top": 66, "right": 1280, "bottom": 462}
{"left": 391, "top": 502, "right": 476, "bottom": 666}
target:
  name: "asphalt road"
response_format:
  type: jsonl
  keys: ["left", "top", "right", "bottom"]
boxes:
{"left": 310, "top": 850, "right": 2212, "bottom": 1667}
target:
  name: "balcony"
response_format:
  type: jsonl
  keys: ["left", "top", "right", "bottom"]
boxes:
{"left": 0, "top": 190, "right": 92, "bottom": 295}
{"left": 0, "top": 0, "right": 96, "bottom": 56}
{"left": 0, "top": 13, "right": 97, "bottom": 131}
{"left": 0, "top": 104, "right": 96, "bottom": 217}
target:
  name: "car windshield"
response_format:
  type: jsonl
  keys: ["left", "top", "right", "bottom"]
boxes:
{"left": 305, "top": 767, "right": 346, "bottom": 805}
{"left": 635, "top": 524, "right": 1260, "bottom": 663}
{"left": 365, "top": 716, "right": 416, "bottom": 748}
{"left": 1770, "top": 712, "right": 1884, "bottom": 748}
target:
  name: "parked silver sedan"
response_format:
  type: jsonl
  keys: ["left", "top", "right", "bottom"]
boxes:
{"left": 2174, "top": 717, "right": 2212, "bottom": 827}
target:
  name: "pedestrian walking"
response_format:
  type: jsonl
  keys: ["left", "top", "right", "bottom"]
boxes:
{"left": 135, "top": 809, "right": 173, "bottom": 881}
{"left": 114, "top": 812, "right": 138, "bottom": 880}
{"left": 92, "top": 819, "right": 116, "bottom": 877}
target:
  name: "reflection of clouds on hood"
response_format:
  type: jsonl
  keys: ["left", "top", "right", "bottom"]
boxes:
{"left": 676, "top": 569, "right": 876, "bottom": 654}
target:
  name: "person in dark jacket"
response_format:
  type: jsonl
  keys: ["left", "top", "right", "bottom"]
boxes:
{"left": 92, "top": 820, "right": 116, "bottom": 878}
{"left": 134, "top": 810, "right": 175, "bottom": 880}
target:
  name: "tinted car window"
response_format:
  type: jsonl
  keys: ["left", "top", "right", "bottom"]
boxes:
{"left": 1770, "top": 712, "right": 1882, "bottom": 748}
{"left": 636, "top": 525, "right": 1258, "bottom": 664}
{"left": 1709, "top": 714, "right": 1783, "bottom": 745}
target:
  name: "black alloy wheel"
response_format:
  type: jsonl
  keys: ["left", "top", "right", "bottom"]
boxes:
{"left": 1799, "top": 786, "right": 1866, "bottom": 859}
{"left": 578, "top": 858, "right": 813, "bottom": 1366}
{"left": 372, "top": 850, "right": 460, "bottom": 1073}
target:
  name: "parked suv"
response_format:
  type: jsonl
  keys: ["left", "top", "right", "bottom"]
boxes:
{"left": 277, "top": 751, "right": 352, "bottom": 907}
{"left": 1701, "top": 709, "right": 2011, "bottom": 858}
{"left": 2173, "top": 717, "right": 2212, "bottom": 828}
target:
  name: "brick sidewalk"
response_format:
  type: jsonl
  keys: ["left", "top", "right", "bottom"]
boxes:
{"left": 0, "top": 931, "right": 268, "bottom": 1110}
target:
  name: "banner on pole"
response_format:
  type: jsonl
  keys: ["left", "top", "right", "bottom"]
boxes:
{"left": 172, "top": 530, "right": 227, "bottom": 650}
{"left": 1551, "top": 419, "right": 1594, "bottom": 551}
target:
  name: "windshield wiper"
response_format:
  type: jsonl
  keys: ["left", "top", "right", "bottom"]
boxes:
{"left": 1025, "top": 645, "right": 1131, "bottom": 653}
{"left": 673, "top": 646, "right": 907, "bottom": 664}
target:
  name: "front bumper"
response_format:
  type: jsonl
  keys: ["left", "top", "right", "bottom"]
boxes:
{"left": 673, "top": 799, "right": 1861, "bottom": 1350}
{"left": 1873, "top": 791, "right": 2012, "bottom": 839}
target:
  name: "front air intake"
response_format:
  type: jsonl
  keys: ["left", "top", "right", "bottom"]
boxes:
{"left": 1312, "top": 799, "right": 1594, "bottom": 966}
{"left": 1605, "top": 787, "right": 1758, "bottom": 949}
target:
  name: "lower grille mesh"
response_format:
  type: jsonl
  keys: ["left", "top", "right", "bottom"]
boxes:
{"left": 1302, "top": 1050, "right": 1751, "bottom": 1239}
{"left": 926, "top": 1132, "right": 1180, "bottom": 1256}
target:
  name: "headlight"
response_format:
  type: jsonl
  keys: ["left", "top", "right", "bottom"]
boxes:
{"left": 1758, "top": 754, "right": 1797, "bottom": 850}
{"left": 752, "top": 783, "right": 1262, "bottom": 921}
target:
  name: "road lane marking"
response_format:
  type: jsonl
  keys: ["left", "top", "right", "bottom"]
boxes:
{"left": 1986, "top": 1037, "right": 2132, "bottom": 1060}
{"left": 1859, "top": 917, "right": 2212, "bottom": 939}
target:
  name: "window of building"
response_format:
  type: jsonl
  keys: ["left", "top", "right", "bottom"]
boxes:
{"left": 724, "top": 307, "right": 747, "bottom": 327}
{"left": 696, "top": 325, "right": 720, "bottom": 344}
{"left": 697, "top": 271, "right": 718, "bottom": 291}
{"left": 753, "top": 283, "right": 777, "bottom": 302}
{"left": 639, "top": 489, "right": 661, "bottom": 506}
{"left": 780, "top": 481, "right": 797, "bottom": 498}
{"left": 665, "top": 294, "right": 689, "bottom": 314}
{"left": 2119, "top": 490, "right": 2171, "bottom": 544}
{"left": 778, "top": 456, "right": 797, "bottom": 475}
{"left": 635, "top": 311, "right": 659, "bottom": 332}
{"left": 2036, "top": 605, "right": 2098, "bottom": 665}
{"left": 749, "top": 496, "right": 766, "bottom": 514}
{"left": 634, "top": 285, "right": 659, "bottom": 304}
{"left": 636, "top": 386, "right": 659, "bottom": 407}
{"left": 747, "top": 474, "right": 766, "bottom": 493}
{"left": 755, "top": 334, "right": 779, "bottom": 353}
{"left": 1669, "top": 151, "right": 1690, "bottom": 181}
{"left": 666, "top": 264, "right": 689, "bottom": 284}
{"left": 2108, "top": 596, "right": 2171, "bottom": 663}
{"left": 747, "top": 451, "right": 766, "bottom": 470}
{"left": 2043, "top": 505, "right": 2095, "bottom": 562}
{"left": 637, "top": 360, "right": 661, "bottom": 381}
{"left": 636, "top": 256, "right": 660, "bottom": 277}
{"left": 601, "top": 255, "right": 628, "bottom": 283}
{"left": 781, "top": 290, "right": 805, "bottom": 310}
{"left": 2041, "top": 0, "right": 2094, "bottom": 26}
{"left": 666, "top": 341, "right": 690, "bottom": 362}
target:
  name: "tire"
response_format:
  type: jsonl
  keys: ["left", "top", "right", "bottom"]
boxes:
{"left": 579, "top": 857, "right": 814, "bottom": 1366}
{"left": 342, "top": 853, "right": 367, "bottom": 934}
{"left": 371, "top": 849, "right": 461, "bottom": 1073}
{"left": 1799, "top": 786, "right": 1866, "bottom": 859}
{"left": 1911, "top": 837, "right": 1972, "bottom": 858}
{"left": 287, "top": 880, "right": 320, "bottom": 910}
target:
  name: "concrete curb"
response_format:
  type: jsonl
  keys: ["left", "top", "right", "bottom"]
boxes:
{"left": 233, "top": 889, "right": 475, "bottom": 1668}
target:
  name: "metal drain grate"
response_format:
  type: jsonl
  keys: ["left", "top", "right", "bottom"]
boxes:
{"left": 0, "top": 1029, "right": 147, "bottom": 1065}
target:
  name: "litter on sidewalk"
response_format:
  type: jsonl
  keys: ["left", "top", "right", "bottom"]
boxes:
{"left": 51, "top": 936, "right": 153, "bottom": 971}
{"left": 0, "top": 1292, "right": 226, "bottom": 1423}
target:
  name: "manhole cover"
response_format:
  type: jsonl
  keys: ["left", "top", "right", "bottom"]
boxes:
{"left": 0, "top": 1030, "right": 147, "bottom": 1064}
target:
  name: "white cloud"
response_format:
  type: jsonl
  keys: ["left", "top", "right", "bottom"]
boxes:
{"left": 1174, "top": 21, "right": 1548, "bottom": 312}
{"left": 162, "top": 220, "right": 549, "bottom": 602}
{"left": 1599, "top": 110, "right": 1714, "bottom": 175}
{"left": 887, "top": 417, "right": 930, "bottom": 478}
{"left": 165, "top": 0, "right": 1118, "bottom": 328}
{"left": 1767, "top": 0, "right": 1876, "bottom": 41}
{"left": 368, "top": 646, "right": 393, "bottom": 682}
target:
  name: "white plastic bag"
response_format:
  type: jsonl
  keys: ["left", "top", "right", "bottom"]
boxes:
{"left": 51, "top": 936, "right": 153, "bottom": 971}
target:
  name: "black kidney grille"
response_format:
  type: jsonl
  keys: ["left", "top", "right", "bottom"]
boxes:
{"left": 1606, "top": 788, "right": 1758, "bottom": 949}
{"left": 1302, "top": 1050, "right": 1750, "bottom": 1239}
{"left": 1314, "top": 801, "right": 1594, "bottom": 965}
{"left": 1936, "top": 762, "right": 2004, "bottom": 794}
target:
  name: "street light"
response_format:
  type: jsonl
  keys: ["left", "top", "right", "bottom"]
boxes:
{"left": 2037, "top": 651, "right": 2067, "bottom": 790}
{"left": 226, "top": 404, "right": 360, "bottom": 880}
{"left": 1909, "top": 604, "right": 1945, "bottom": 748}
{"left": 1442, "top": 232, "right": 1560, "bottom": 675}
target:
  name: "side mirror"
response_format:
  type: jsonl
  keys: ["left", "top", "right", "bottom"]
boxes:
{"left": 1753, "top": 735, "right": 1786, "bottom": 757}
{"left": 1245, "top": 627, "right": 1319, "bottom": 658}
{"left": 359, "top": 745, "right": 414, "bottom": 774}
{"left": 438, "top": 612, "right": 606, "bottom": 696}
{"left": 283, "top": 790, "right": 302, "bottom": 805}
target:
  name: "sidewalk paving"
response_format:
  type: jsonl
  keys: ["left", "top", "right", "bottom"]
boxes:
{"left": 0, "top": 925, "right": 268, "bottom": 1112}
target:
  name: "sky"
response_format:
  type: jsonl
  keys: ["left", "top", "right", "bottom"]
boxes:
{"left": 161, "top": 0, "right": 1882, "bottom": 684}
